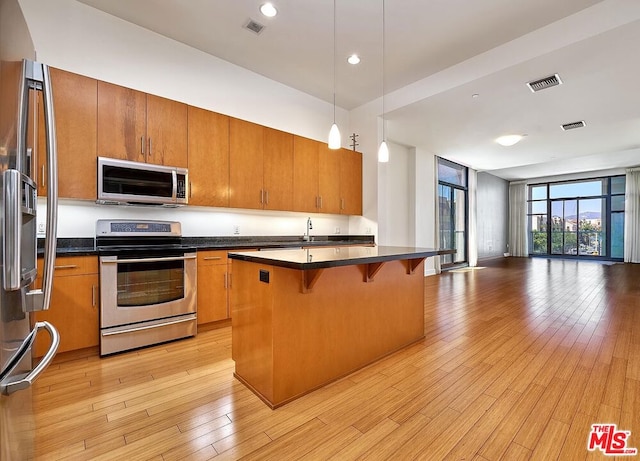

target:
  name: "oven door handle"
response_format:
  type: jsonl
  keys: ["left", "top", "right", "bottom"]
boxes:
{"left": 101, "top": 255, "right": 197, "bottom": 264}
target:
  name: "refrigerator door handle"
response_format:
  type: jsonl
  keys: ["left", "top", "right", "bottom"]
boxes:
{"left": 0, "top": 321, "right": 60, "bottom": 395}
{"left": 25, "top": 63, "right": 58, "bottom": 312}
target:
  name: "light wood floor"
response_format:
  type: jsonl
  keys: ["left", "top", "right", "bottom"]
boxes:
{"left": 32, "top": 257, "right": 640, "bottom": 460}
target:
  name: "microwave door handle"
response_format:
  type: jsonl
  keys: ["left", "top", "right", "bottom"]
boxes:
{"left": 25, "top": 62, "right": 58, "bottom": 312}
{"left": 172, "top": 170, "right": 177, "bottom": 202}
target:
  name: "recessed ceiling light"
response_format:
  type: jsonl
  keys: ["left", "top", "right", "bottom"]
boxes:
{"left": 496, "top": 134, "right": 524, "bottom": 147}
{"left": 347, "top": 54, "right": 361, "bottom": 65}
{"left": 260, "top": 3, "right": 277, "bottom": 17}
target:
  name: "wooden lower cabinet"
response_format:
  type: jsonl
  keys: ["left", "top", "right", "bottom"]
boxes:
{"left": 197, "top": 251, "right": 230, "bottom": 324}
{"left": 32, "top": 256, "right": 99, "bottom": 357}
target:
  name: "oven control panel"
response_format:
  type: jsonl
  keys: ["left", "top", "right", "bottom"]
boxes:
{"left": 96, "top": 219, "right": 181, "bottom": 237}
{"left": 111, "top": 222, "right": 171, "bottom": 233}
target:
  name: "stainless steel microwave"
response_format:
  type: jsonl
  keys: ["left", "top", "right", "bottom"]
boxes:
{"left": 97, "top": 157, "right": 188, "bottom": 206}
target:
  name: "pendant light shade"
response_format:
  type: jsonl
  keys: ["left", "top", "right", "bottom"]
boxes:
{"left": 328, "top": 123, "right": 341, "bottom": 149}
{"left": 328, "top": 0, "right": 340, "bottom": 150}
{"left": 378, "top": 140, "right": 389, "bottom": 163}
{"left": 378, "top": 0, "right": 388, "bottom": 162}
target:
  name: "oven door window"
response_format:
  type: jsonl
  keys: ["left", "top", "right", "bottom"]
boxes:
{"left": 117, "top": 259, "right": 184, "bottom": 307}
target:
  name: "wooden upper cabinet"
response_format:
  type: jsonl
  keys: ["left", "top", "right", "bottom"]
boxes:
{"left": 146, "top": 94, "right": 187, "bottom": 168}
{"left": 292, "top": 136, "right": 319, "bottom": 213}
{"left": 97, "top": 82, "right": 187, "bottom": 167}
{"left": 97, "top": 81, "right": 146, "bottom": 163}
{"left": 229, "top": 118, "right": 264, "bottom": 210}
{"left": 339, "top": 148, "right": 363, "bottom": 215}
{"left": 187, "top": 106, "right": 230, "bottom": 207}
{"left": 263, "top": 128, "right": 293, "bottom": 211}
{"left": 36, "top": 69, "right": 98, "bottom": 199}
{"left": 318, "top": 143, "right": 340, "bottom": 214}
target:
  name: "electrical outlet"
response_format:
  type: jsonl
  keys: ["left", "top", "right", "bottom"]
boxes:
{"left": 365, "top": 227, "right": 371, "bottom": 234}
{"left": 233, "top": 225, "right": 240, "bottom": 235}
{"left": 335, "top": 227, "right": 340, "bottom": 234}
{"left": 38, "top": 222, "right": 45, "bottom": 233}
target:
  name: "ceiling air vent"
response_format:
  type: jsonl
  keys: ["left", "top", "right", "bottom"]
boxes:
{"left": 561, "top": 120, "right": 586, "bottom": 131}
{"left": 526, "top": 74, "right": 563, "bottom": 92}
{"left": 244, "top": 19, "right": 265, "bottom": 35}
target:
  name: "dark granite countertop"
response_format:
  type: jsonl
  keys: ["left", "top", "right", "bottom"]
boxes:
{"left": 228, "top": 246, "right": 442, "bottom": 270}
{"left": 38, "top": 235, "right": 375, "bottom": 256}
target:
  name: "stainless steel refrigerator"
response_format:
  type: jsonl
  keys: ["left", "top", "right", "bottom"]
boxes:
{"left": 0, "top": 1, "right": 60, "bottom": 458}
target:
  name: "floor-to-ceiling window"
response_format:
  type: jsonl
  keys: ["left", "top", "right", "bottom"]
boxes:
{"left": 438, "top": 158, "right": 468, "bottom": 267}
{"left": 528, "top": 176, "right": 625, "bottom": 260}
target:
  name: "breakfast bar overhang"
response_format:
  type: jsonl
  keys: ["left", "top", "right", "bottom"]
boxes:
{"left": 228, "top": 246, "right": 442, "bottom": 408}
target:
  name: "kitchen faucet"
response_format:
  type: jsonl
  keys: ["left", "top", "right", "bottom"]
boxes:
{"left": 303, "top": 217, "right": 313, "bottom": 241}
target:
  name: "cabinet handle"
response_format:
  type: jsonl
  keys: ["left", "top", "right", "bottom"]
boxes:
{"left": 341, "top": 198, "right": 345, "bottom": 210}
{"left": 41, "top": 165, "right": 46, "bottom": 187}
{"left": 203, "top": 256, "right": 222, "bottom": 261}
{"left": 148, "top": 138, "right": 152, "bottom": 157}
{"left": 224, "top": 272, "right": 227, "bottom": 289}
{"left": 189, "top": 181, "right": 192, "bottom": 198}
{"left": 260, "top": 189, "right": 264, "bottom": 204}
{"left": 319, "top": 196, "right": 323, "bottom": 209}
{"left": 54, "top": 264, "right": 78, "bottom": 270}
{"left": 92, "top": 284, "right": 97, "bottom": 307}
{"left": 141, "top": 136, "right": 145, "bottom": 155}
{"left": 265, "top": 190, "right": 269, "bottom": 205}
{"left": 229, "top": 273, "right": 232, "bottom": 289}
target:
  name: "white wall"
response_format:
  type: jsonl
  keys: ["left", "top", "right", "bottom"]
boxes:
{"left": 19, "top": 0, "right": 359, "bottom": 239}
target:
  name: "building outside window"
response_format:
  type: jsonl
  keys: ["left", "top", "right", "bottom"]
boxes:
{"left": 528, "top": 176, "right": 625, "bottom": 259}
{"left": 438, "top": 158, "right": 468, "bottom": 268}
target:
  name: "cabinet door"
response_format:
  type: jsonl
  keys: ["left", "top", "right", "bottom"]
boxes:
{"left": 146, "top": 94, "right": 188, "bottom": 167}
{"left": 229, "top": 118, "right": 264, "bottom": 210}
{"left": 97, "top": 81, "right": 146, "bottom": 163}
{"left": 318, "top": 143, "right": 341, "bottom": 214}
{"left": 292, "top": 136, "right": 319, "bottom": 213}
{"left": 339, "top": 148, "right": 363, "bottom": 215}
{"left": 188, "top": 106, "right": 229, "bottom": 207}
{"left": 197, "top": 251, "right": 229, "bottom": 324}
{"left": 263, "top": 127, "right": 293, "bottom": 211}
{"left": 49, "top": 68, "right": 98, "bottom": 200}
{"left": 33, "top": 256, "right": 99, "bottom": 357}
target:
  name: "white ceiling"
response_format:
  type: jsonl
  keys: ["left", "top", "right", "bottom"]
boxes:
{"left": 76, "top": 0, "right": 640, "bottom": 180}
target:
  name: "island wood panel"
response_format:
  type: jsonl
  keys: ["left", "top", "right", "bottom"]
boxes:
{"left": 231, "top": 258, "right": 425, "bottom": 407}
{"left": 318, "top": 143, "right": 341, "bottom": 214}
{"left": 97, "top": 81, "right": 146, "bottom": 163}
{"left": 187, "top": 106, "right": 230, "bottom": 207}
{"left": 145, "top": 94, "right": 188, "bottom": 168}
{"left": 263, "top": 127, "right": 293, "bottom": 211}
{"left": 292, "top": 135, "right": 319, "bottom": 213}
{"left": 229, "top": 118, "right": 264, "bottom": 210}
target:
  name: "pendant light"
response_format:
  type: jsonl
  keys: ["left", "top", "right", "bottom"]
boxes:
{"left": 378, "top": 0, "right": 389, "bottom": 162}
{"left": 328, "top": 0, "right": 341, "bottom": 149}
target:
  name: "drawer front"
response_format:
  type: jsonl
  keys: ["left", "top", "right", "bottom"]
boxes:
{"left": 37, "top": 255, "right": 99, "bottom": 277}
{"left": 197, "top": 250, "right": 228, "bottom": 266}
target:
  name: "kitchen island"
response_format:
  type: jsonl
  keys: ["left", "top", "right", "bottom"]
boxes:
{"left": 228, "top": 246, "right": 441, "bottom": 408}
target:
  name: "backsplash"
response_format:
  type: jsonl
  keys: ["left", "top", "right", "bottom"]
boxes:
{"left": 38, "top": 199, "right": 353, "bottom": 238}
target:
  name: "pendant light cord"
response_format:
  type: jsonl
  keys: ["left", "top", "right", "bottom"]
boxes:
{"left": 333, "top": 0, "right": 337, "bottom": 123}
{"left": 381, "top": 0, "right": 385, "bottom": 141}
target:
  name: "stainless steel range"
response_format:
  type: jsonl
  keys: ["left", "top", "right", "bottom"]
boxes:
{"left": 96, "top": 220, "right": 197, "bottom": 356}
